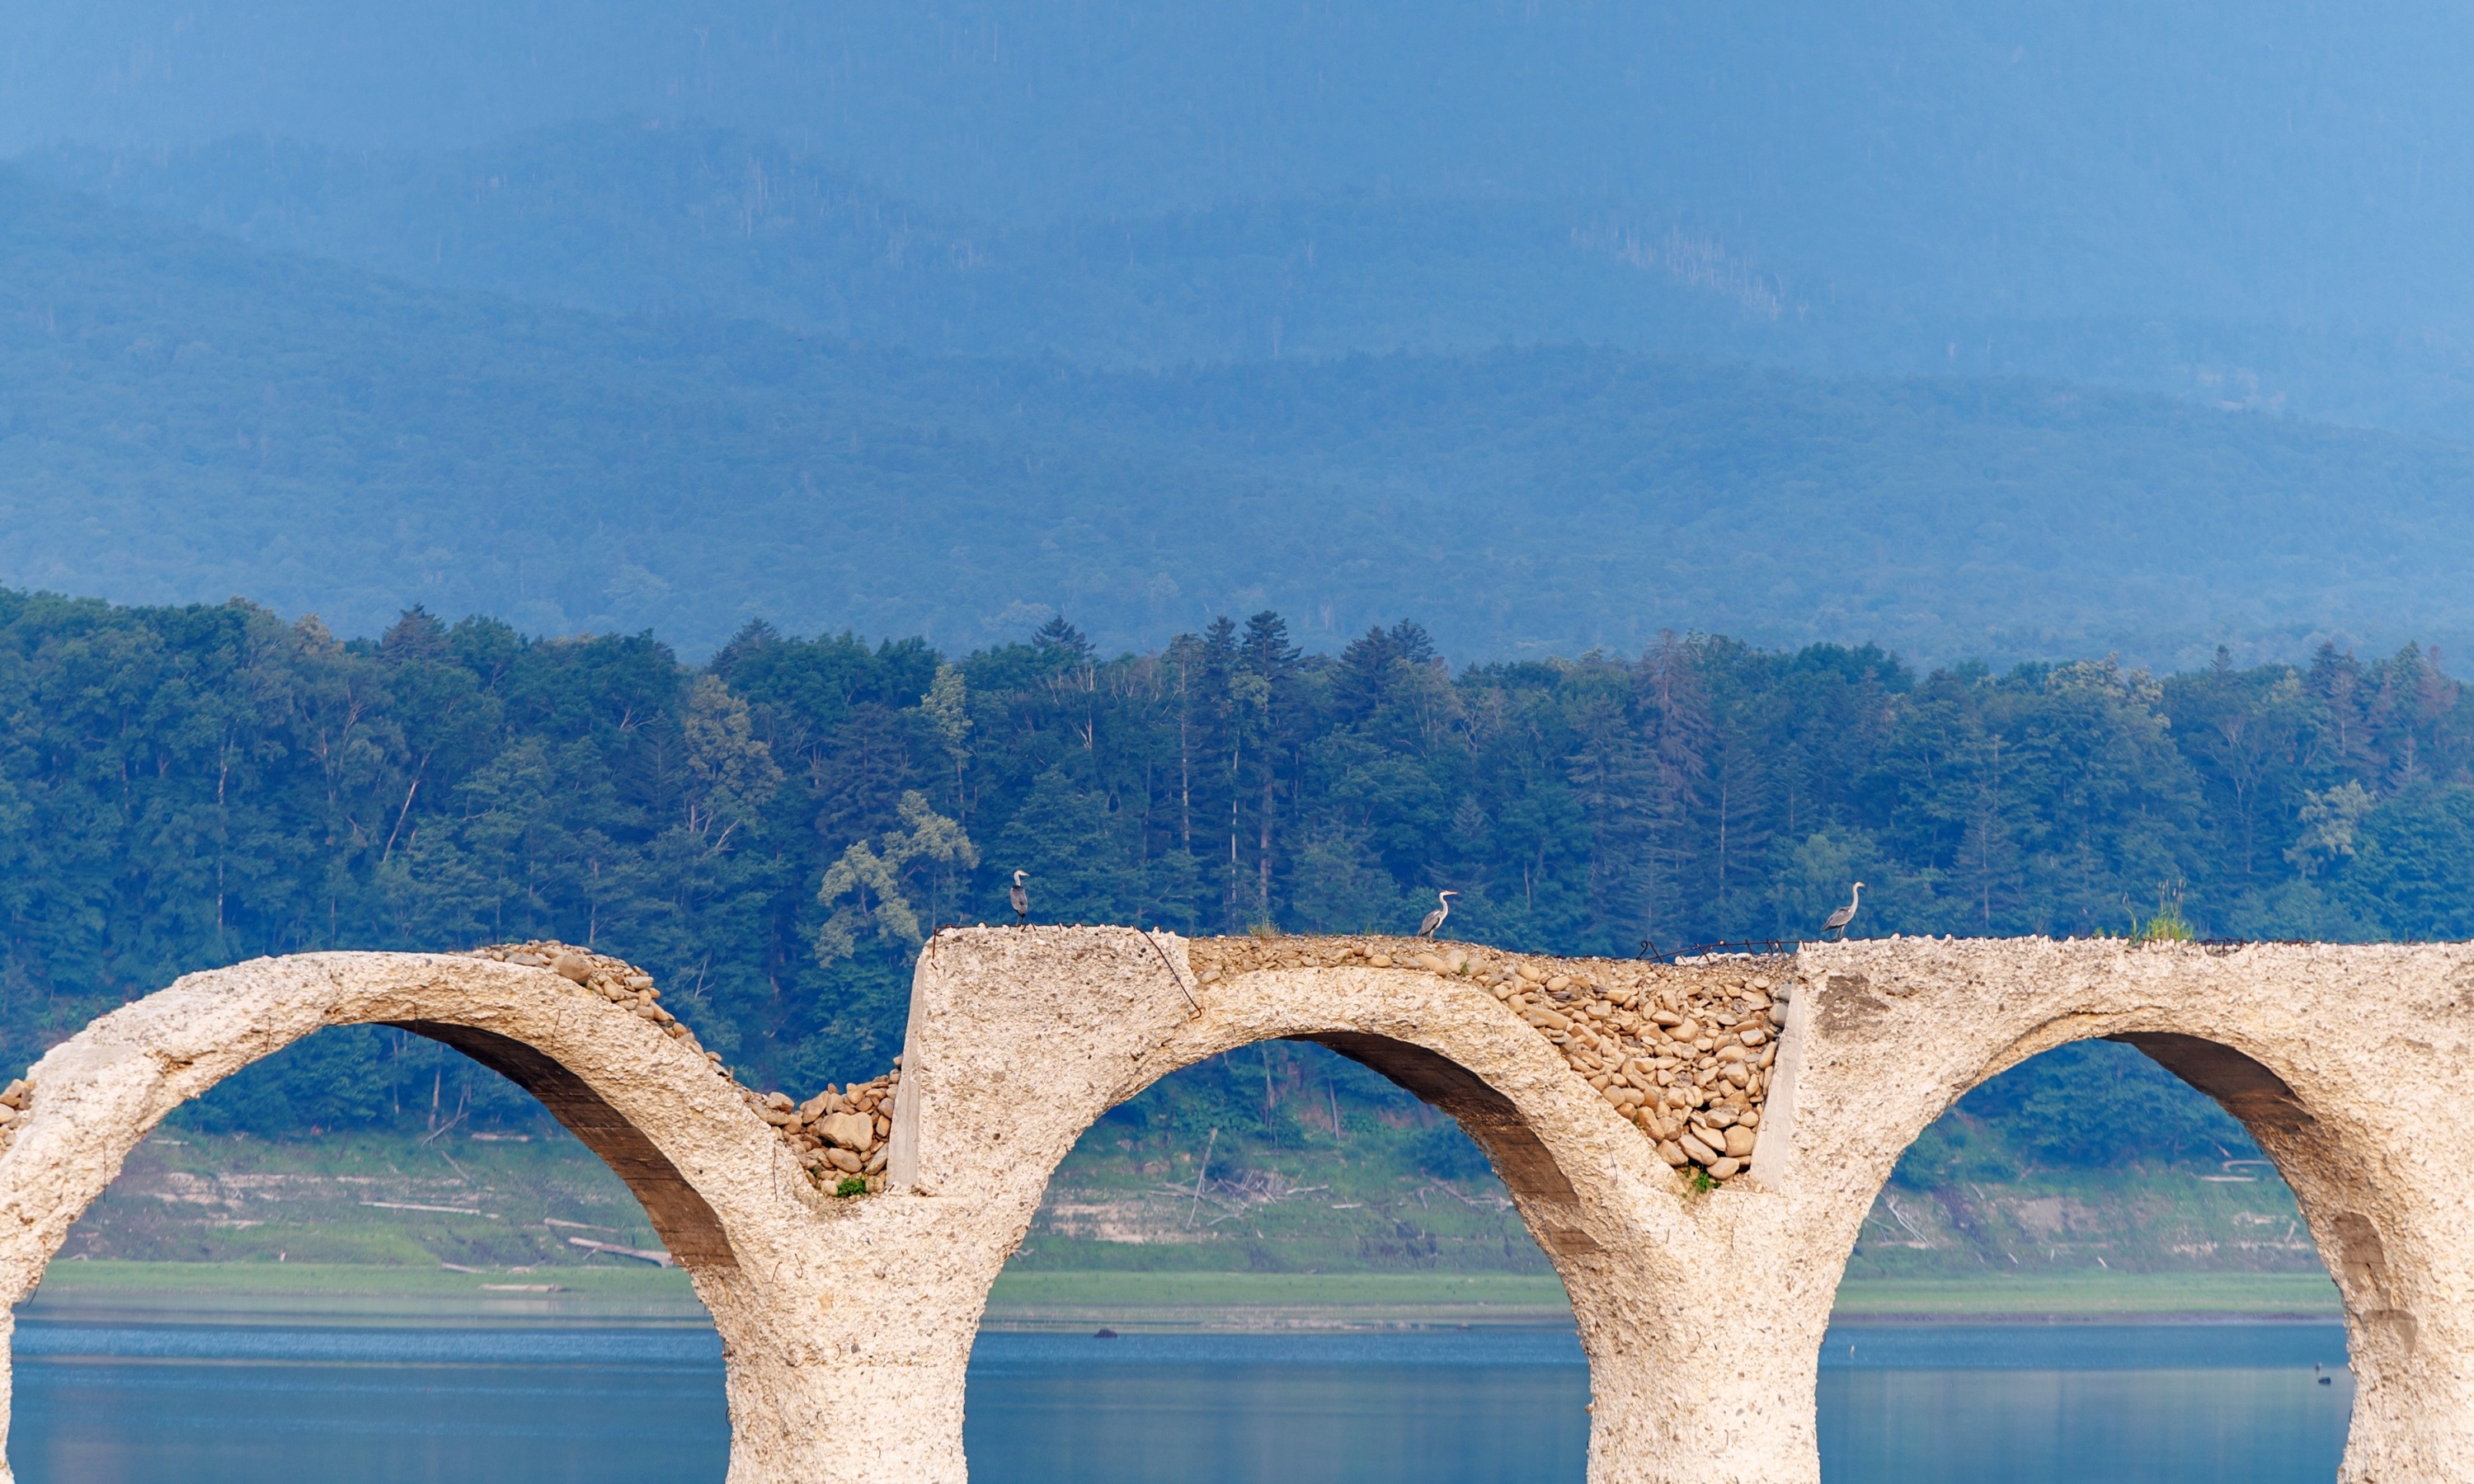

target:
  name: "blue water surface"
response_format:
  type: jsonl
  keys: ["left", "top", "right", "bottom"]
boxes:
{"left": 3, "top": 1321, "right": 2355, "bottom": 1482}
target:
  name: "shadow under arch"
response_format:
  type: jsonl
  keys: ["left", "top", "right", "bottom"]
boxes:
{"left": 1303, "top": 1032, "right": 1602, "bottom": 1258}
{"left": 392, "top": 1020, "right": 734, "bottom": 1267}
{"left": 2104, "top": 1031, "right": 2316, "bottom": 1139}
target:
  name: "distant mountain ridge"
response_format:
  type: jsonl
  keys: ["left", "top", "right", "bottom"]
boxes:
{"left": 15, "top": 0, "right": 2474, "bottom": 335}
{"left": 7, "top": 160, "right": 2474, "bottom": 664}
{"left": 34, "top": 122, "right": 2474, "bottom": 451}
{"left": 17, "top": 124, "right": 1797, "bottom": 364}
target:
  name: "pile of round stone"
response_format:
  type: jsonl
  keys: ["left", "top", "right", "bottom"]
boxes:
{"left": 1188, "top": 935, "right": 1789, "bottom": 1186}
{"left": 744, "top": 1071, "right": 898, "bottom": 1195}
{"left": 0, "top": 1077, "right": 32, "bottom": 1155}
{"left": 1476, "top": 960, "right": 1787, "bottom": 1182}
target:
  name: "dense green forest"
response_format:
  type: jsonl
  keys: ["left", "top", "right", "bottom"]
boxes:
{"left": 3, "top": 586, "right": 2464, "bottom": 1150}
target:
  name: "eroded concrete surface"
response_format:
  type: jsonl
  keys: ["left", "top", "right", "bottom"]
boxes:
{"left": 0, "top": 930, "right": 2467, "bottom": 1482}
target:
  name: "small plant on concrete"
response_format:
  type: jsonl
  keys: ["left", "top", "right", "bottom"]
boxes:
{"left": 2130, "top": 881, "right": 2194, "bottom": 943}
{"left": 1691, "top": 1168, "right": 1718, "bottom": 1195}
{"left": 835, "top": 1176, "right": 868, "bottom": 1198}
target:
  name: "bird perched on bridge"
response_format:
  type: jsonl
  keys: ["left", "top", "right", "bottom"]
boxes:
{"left": 1418, "top": 890, "right": 1460, "bottom": 939}
{"left": 1010, "top": 870, "right": 1031, "bottom": 927}
{"left": 1822, "top": 881, "right": 1865, "bottom": 941}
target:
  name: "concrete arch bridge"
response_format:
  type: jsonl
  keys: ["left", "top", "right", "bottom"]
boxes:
{"left": 0, "top": 928, "right": 2462, "bottom": 1483}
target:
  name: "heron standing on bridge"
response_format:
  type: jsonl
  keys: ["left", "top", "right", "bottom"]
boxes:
{"left": 1418, "top": 890, "right": 1460, "bottom": 940}
{"left": 1010, "top": 870, "right": 1031, "bottom": 927}
{"left": 1822, "top": 881, "right": 1865, "bottom": 942}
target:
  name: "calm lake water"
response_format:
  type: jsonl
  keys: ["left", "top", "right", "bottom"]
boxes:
{"left": 7, "top": 1321, "right": 2354, "bottom": 1482}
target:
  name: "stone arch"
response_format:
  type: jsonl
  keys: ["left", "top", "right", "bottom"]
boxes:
{"left": 890, "top": 928, "right": 1823, "bottom": 1484}
{"left": 891, "top": 928, "right": 1674, "bottom": 1282}
{"left": 0, "top": 950, "right": 822, "bottom": 1484}
{"left": 960, "top": 1027, "right": 1604, "bottom": 1481}
{"left": 1776, "top": 940, "right": 2474, "bottom": 1484}
{"left": 977, "top": 1024, "right": 1617, "bottom": 1282}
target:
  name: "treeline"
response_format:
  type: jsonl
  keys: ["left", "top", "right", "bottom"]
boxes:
{"left": 3, "top": 587, "right": 2469, "bottom": 1132}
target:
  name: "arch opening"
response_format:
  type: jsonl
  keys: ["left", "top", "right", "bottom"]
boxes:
{"left": 1823, "top": 1034, "right": 2349, "bottom": 1482}
{"left": 43, "top": 1016, "right": 730, "bottom": 1280}
{"left": 2101, "top": 1032, "right": 2316, "bottom": 1140}
{"left": 967, "top": 1037, "right": 1587, "bottom": 1482}
{"left": 1006, "top": 1033, "right": 1580, "bottom": 1281}
{"left": 15, "top": 1003, "right": 738, "bottom": 1483}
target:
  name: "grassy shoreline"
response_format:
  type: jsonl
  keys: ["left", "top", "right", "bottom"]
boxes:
{"left": 1828, "top": 1272, "right": 2340, "bottom": 1324}
{"left": 21, "top": 1260, "right": 708, "bottom": 1327}
{"left": 12, "top": 1261, "right": 2340, "bottom": 1330}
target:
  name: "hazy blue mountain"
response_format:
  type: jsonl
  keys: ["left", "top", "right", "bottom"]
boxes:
{"left": 14, "top": 1, "right": 2474, "bottom": 334}
{"left": 33, "top": 122, "right": 2474, "bottom": 449}
{"left": 16, "top": 125, "right": 1812, "bottom": 364}
{"left": 27, "top": 2, "right": 2474, "bottom": 448}
{"left": 9, "top": 162, "right": 2474, "bottom": 666}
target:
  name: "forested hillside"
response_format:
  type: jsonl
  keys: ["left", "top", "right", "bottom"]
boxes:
{"left": 35, "top": 1, "right": 2474, "bottom": 447}
{"left": 4, "top": 589, "right": 2467, "bottom": 1136}
{"left": 14, "top": 162, "right": 2474, "bottom": 666}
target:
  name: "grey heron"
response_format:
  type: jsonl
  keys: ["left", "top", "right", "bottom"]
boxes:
{"left": 1010, "top": 870, "right": 1030, "bottom": 927}
{"left": 1822, "top": 881, "right": 1865, "bottom": 941}
{"left": 1417, "top": 890, "right": 1460, "bottom": 939}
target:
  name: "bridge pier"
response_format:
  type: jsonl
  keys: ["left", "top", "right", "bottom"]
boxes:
{"left": 1558, "top": 1213, "right": 1836, "bottom": 1484}
{"left": 684, "top": 1203, "right": 1004, "bottom": 1484}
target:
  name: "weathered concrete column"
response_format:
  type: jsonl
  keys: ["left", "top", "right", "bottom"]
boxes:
{"left": 1553, "top": 1194, "right": 1836, "bottom": 1483}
